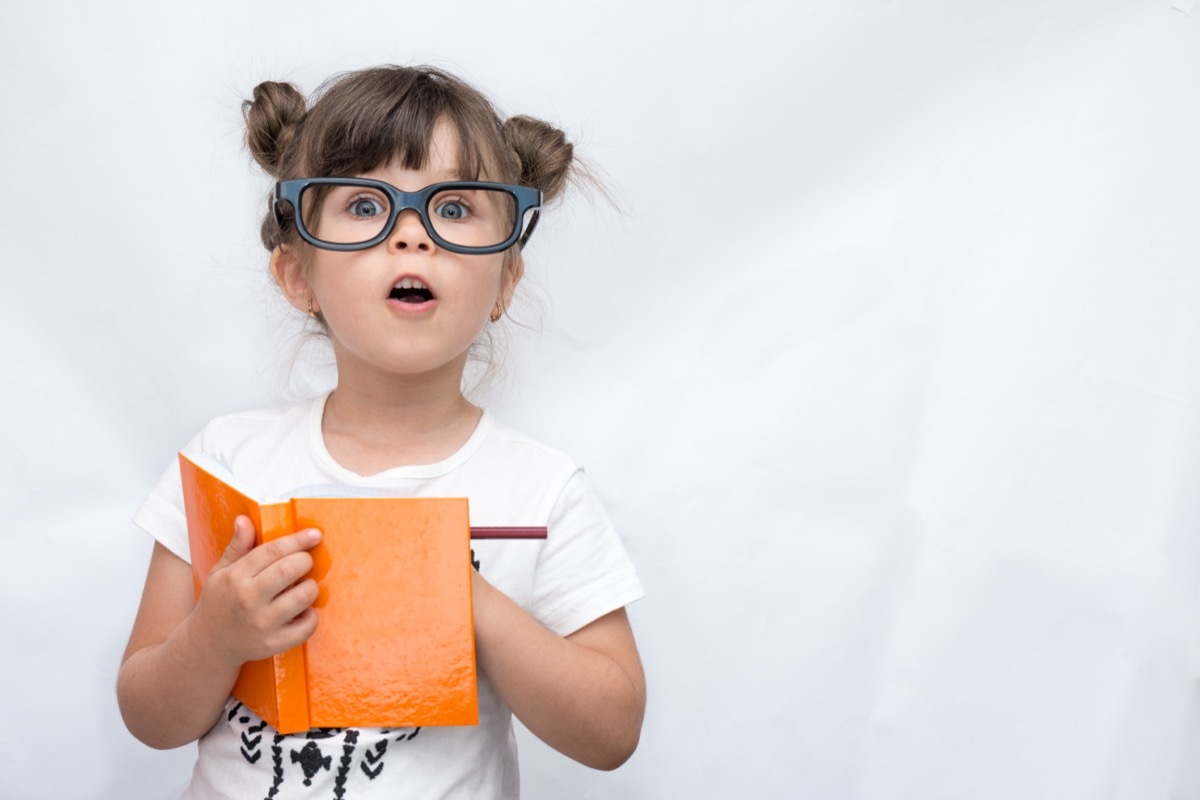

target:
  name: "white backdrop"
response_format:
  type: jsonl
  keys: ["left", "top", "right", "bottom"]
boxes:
{"left": 4, "top": 2, "right": 1200, "bottom": 798}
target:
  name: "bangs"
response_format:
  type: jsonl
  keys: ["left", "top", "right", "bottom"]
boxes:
{"left": 297, "top": 68, "right": 513, "bottom": 183}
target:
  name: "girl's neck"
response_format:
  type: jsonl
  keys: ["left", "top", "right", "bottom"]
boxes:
{"left": 320, "top": 361, "right": 482, "bottom": 476}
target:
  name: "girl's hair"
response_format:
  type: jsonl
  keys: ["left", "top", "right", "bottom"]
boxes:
{"left": 242, "top": 65, "right": 576, "bottom": 252}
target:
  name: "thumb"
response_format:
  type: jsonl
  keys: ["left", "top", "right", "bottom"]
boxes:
{"left": 211, "top": 515, "right": 256, "bottom": 574}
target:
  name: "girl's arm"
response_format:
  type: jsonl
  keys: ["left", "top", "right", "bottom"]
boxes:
{"left": 117, "top": 519, "right": 322, "bottom": 749}
{"left": 471, "top": 572, "right": 646, "bottom": 770}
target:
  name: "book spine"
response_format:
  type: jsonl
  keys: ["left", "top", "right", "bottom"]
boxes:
{"left": 261, "top": 502, "right": 312, "bottom": 734}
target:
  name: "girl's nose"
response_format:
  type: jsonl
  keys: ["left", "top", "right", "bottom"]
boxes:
{"left": 390, "top": 208, "right": 433, "bottom": 252}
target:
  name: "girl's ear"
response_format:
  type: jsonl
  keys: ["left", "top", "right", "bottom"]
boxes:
{"left": 498, "top": 251, "right": 524, "bottom": 312}
{"left": 270, "top": 245, "right": 314, "bottom": 315}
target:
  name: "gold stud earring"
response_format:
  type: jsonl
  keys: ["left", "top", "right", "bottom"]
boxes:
{"left": 308, "top": 298, "right": 319, "bottom": 319}
{"left": 489, "top": 304, "right": 503, "bottom": 323}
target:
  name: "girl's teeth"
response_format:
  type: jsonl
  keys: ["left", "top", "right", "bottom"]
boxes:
{"left": 390, "top": 277, "right": 434, "bottom": 304}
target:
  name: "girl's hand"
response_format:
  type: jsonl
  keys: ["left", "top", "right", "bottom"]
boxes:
{"left": 119, "top": 524, "right": 321, "bottom": 749}
{"left": 471, "top": 570, "right": 645, "bottom": 770}
{"left": 189, "top": 517, "right": 323, "bottom": 668}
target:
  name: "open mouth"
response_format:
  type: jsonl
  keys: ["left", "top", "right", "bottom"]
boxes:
{"left": 390, "top": 277, "right": 434, "bottom": 304}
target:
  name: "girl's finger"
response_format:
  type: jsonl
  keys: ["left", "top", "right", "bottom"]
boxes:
{"left": 208, "top": 516, "right": 257, "bottom": 575}
{"left": 265, "top": 578, "right": 321, "bottom": 629}
{"left": 239, "top": 528, "right": 323, "bottom": 578}
{"left": 255, "top": 551, "right": 318, "bottom": 602}
{"left": 276, "top": 607, "right": 319, "bottom": 652}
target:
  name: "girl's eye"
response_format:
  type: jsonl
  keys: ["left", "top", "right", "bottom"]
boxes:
{"left": 434, "top": 200, "right": 470, "bottom": 221}
{"left": 350, "top": 198, "right": 386, "bottom": 218}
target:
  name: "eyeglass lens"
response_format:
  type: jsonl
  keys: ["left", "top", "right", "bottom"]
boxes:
{"left": 298, "top": 183, "right": 517, "bottom": 249}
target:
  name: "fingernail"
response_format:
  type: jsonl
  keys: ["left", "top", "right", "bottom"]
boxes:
{"left": 307, "top": 529, "right": 323, "bottom": 543}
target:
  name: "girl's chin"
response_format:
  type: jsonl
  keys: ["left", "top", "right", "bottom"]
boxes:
{"left": 331, "top": 349, "right": 475, "bottom": 382}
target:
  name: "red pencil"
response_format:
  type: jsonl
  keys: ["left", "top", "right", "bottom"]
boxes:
{"left": 469, "top": 527, "right": 547, "bottom": 539}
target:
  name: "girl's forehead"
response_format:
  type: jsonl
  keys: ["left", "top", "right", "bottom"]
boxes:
{"left": 360, "top": 159, "right": 462, "bottom": 186}
{"left": 370, "top": 152, "right": 464, "bottom": 185}
{"left": 319, "top": 116, "right": 502, "bottom": 183}
{"left": 378, "top": 120, "right": 467, "bottom": 176}
{"left": 425, "top": 121, "right": 464, "bottom": 169}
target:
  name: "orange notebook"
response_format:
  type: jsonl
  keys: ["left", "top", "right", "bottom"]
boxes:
{"left": 179, "top": 453, "right": 478, "bottom": 734}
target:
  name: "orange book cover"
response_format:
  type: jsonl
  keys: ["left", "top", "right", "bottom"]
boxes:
{"left": 178, "top": 453, "right": 478, "bottom": 734}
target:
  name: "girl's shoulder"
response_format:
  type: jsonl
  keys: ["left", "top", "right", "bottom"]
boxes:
{"left": 192, "top": 394, "right": 325, "bottom": 453}
{"left": 477, "top": 415, "right": 583, "bottom": 476}
{"left": 181, "top": 395, "right": 329, "bottom": 492}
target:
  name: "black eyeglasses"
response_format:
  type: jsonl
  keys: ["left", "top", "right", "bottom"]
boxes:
{"left": 274, "top": 178, "right": 542, "bottom": 254}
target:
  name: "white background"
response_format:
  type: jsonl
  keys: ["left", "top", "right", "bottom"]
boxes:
{"left": 4, "top": 1, "right": 1200, "bottom": 798}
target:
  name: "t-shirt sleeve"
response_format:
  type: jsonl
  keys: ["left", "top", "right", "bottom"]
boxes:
{"left": 131, "top": 428, "right": 210, "bottom": 564}
{"left": 527, "top": 469, "right": 645, "bottom": 637}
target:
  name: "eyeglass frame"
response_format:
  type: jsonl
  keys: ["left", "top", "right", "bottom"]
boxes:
{"left": 273, "top": 178, "right": 543, "bottom": 255}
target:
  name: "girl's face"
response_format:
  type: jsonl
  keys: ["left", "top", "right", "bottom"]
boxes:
{"left": 276, "top": 121, "right": 519, "bottom": 386}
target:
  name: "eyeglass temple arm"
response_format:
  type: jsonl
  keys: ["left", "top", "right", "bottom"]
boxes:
{"left": 517, "top": 209, "right": 541, "bottom": 249}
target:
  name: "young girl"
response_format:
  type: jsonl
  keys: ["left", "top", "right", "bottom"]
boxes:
{"left": 118, "top": 65, "right": 645, "bottom": 798}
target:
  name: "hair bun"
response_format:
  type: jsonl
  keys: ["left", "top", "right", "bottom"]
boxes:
{"left": 243, "top": 81, "right": 307, "bottom": 177}
{"left": 503, "top": 115, "right": 574, "bottom": 202}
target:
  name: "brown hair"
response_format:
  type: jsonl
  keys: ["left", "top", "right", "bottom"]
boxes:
{"left": 242, "top": 65, "right": 576, "bottom": 252}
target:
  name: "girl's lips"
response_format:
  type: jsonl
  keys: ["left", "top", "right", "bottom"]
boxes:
{"left": 387, "top": 296, "right": 437, "bottom": 313}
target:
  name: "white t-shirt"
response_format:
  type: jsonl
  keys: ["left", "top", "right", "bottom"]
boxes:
{"left": 134, "top": 394, "right": 644, "bottom": 799}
